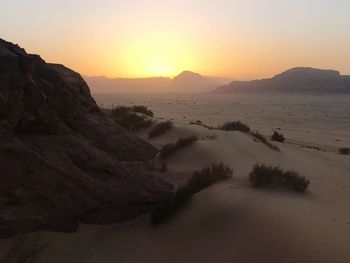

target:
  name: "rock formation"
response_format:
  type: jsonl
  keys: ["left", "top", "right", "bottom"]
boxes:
{"left": 213, "top": 67, "right": 350, "bottom": 93}
{"left": 0, "top": 39, "right": 171, "bottom": 238}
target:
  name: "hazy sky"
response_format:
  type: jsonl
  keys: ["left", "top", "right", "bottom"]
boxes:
{"left": 1, "top": 0, "right": 350, "bottom": 79}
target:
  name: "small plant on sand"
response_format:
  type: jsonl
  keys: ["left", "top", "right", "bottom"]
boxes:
{"left": 219, "top": 121, "right": 251, "bottom": 133}
{"left": 159, "top": 135, "right": 198, "bottom": 159}
{"left": 339, "top": 148, "right": 350, "bottom": 155}
{"left": 148, "top": 121, "right": 173, "bottom": 138}
{"left": 111, "top": 106, "right": 153, "bottom": 131}
{"left": 250, "top": 131, "right": 280, "bottom": 151}
{"left": 249, "top": 164, "right": 310, "bottom": 193}
{"left": 189, "top": 120, "right": 215, "bottom": 130}
{"left": 271, "top": 131, "right": 285, "bottom": 143}
{"left": 130, "top": 105, "right": 154, "bottom": 117}
{"left": 187, "top": 163, "right": 233, "bottom": 193}
{"left": 151, "top": 163, "right": 233, "bottom": 225}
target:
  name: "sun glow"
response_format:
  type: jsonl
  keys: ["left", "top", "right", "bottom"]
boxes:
{"left": 147, "top": 56, "right": 172, "bottom": 76}
{"left": 117, "top": 33, "right": 198, "bottom": 77}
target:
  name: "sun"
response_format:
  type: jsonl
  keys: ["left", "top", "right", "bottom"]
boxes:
{"left": 147, "top": 57, "right": 172, "bottom": 76}
{"left": 116, "top": 33, "right": 197, "bottom": 77}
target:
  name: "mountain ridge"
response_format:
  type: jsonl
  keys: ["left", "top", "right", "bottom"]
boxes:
{"left": 213, "top": 67, "right": 350, "bottom": 93}
{"left": 84, "top": 71, "right": 231, "bottom": 93}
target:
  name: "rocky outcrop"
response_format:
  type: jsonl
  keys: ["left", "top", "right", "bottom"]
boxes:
{"left": 213, "top": 67, "right": 350, "bottom": 93}
{"left": 0, "top": 39, "right": 171, "bottom": 238}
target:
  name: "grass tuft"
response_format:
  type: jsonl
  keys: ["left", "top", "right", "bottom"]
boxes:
{"left": 148, "top": 121, "right": 173, "bottom": 138}
{"left": 159, "top": 135, "right": 198, "bottom": 159}
{"left": 250, "top": 131, "right": 280, "bottom": 151}
{"left": 339, "top": 148, "right": 350, "bottom": 155}
{"left": 187, "top": 163, "right": 233, "bottom": 193}
{"left": 130, "top": 105, "right": 154, "bottom": 117}
{"left": 191, "top": 119, "right": 280, "bottom": 151}
{"left": 249, "top": 164, "right": 310, "bottom": 192}
{"left": 151, "top": 163, "right": 233, "bottom": 225}
{"left": 111, "top": 106, "right": 153, "bottom": 131}
{"left": 271, "top": 131, "right": 285, "bottom": 142}
{"left": 219, "top": 121, "right": 251, "bottom": 133}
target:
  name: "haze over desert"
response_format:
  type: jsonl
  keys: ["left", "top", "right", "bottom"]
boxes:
{"left": 0, "top": 1, "right": 350, "bottom": 263}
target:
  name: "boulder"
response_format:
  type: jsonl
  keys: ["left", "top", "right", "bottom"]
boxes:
{"left": 0, "top": 39, "right": 171, "bottom": 238}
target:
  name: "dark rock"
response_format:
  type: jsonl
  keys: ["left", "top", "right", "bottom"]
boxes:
{"left": 0, "top": 38, "right": 171, "bottom": 238}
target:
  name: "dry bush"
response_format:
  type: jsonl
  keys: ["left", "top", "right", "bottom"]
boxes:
{"left": 148, "top": 121, "right": 173, "bottom": 138}
{"left": 219, "top": 121, "right": 251, "bottom": 133}
{"left": 249, "top": 164, "right": 310, "bottom": 192}
{"left": 271, "top": 131, "right": 285, "bottom": 142}
{"left": 159, "top": 135, "right": 198, "bottom": 159}
{"left": 250, "top": 131, "right": 280, "bottom": 151}
{"left": 151, "top": 163, "right": 233, "bottom": 225}
{"left": 339, "top": 148, "right": 350, "bottom": 155}
{"left": 111, "top": 106, "right": 153, "bottom": 131}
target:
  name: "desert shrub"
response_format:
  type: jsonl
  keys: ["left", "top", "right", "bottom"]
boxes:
{"left": 159, "top": 135, "right": 198, "bottom": 159}
{"left": 189, "top": 120, "right": 203, "bottom": 125}
{"left": 150, "top": 187, "right": 193, "bottom": 225}
{"left": 250, "top": 131, "right": 280, "bottom": 151}
{"left": 111, "top": 105, "right": 153, "bottom": 117}
{"left": 148, "top": 121, "right": 173, "bottom": 138}
{"left": 271, "top": 131, "right": 285, "bottom": 142}
{"left": 111, "top": 106, "right": 153, "bottom": 131}
{"left": 151, "top": 163, "right": 233, "bottom": 225}
{"left": 339, "top": 148, "right": 350, "bottom": 155}
{"left": 131, "top": 105, "right": 154, "bottom": 117}
{"left": 189, "top": 120, "right": 215, "bottom": 130}
{"left": 249, "top": 164, "right": 310, "bottom": 192}
{"left": 111, "top": 106, "right": 130, "bottom": 117}
{"left": 219, "top": 121, "right": 250, "bottom": 133}
{"left": 186, "top": 162, "right": 233, "bottom": 193}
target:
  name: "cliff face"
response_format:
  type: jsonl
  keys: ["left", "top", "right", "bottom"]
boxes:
{"left": 0, "top": 39, "right": 171, "bottom": 238}
{"left": 213, "top": 67, "right": 350, "bottom": 93}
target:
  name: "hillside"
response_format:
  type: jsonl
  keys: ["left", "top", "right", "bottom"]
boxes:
{"left": 213, "top": 67, "right": 350, "bottom": 93}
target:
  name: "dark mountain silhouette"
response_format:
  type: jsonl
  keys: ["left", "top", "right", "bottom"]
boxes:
{"left": 84, "top": 71, "right": 229, "bottom": 93}
{"left": 0, "top": 38, "right": 171, "bottom": 238}
{"left": 213, "top": 67, "right": 350, "bottom": 93}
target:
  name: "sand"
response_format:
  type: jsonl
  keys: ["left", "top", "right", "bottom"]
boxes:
{"left": 1, "top": 93, "right": 349, "bottom": 263}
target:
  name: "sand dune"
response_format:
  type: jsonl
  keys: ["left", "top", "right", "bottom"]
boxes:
{"left": 1, "top": 121, "right": 349, "bottom": 263}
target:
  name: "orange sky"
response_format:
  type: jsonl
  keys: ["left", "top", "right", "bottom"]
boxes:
{"left": 1, "top": 0, "right": 350, "bottom": 79}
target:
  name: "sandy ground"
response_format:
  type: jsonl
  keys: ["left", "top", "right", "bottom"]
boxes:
{"left": 94, "top": 92, "right": 350, "bottom": 149}
{"left": 1, "top": 98, "right": 350, "bottom": 262}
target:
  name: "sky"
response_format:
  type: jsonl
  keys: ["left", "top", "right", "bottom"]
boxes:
{"left": 1, "top": 0, "right": 350, "bottom": 79}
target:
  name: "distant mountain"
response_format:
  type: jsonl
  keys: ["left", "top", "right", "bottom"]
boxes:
{"left": 213, "top": 67, "right": 350, "bottom": 93}
{"left": 169, "top": 71, "right": 217, "bottom": 93}
{"left": 84, "top": 71, "right": 229, "bottom": 93}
